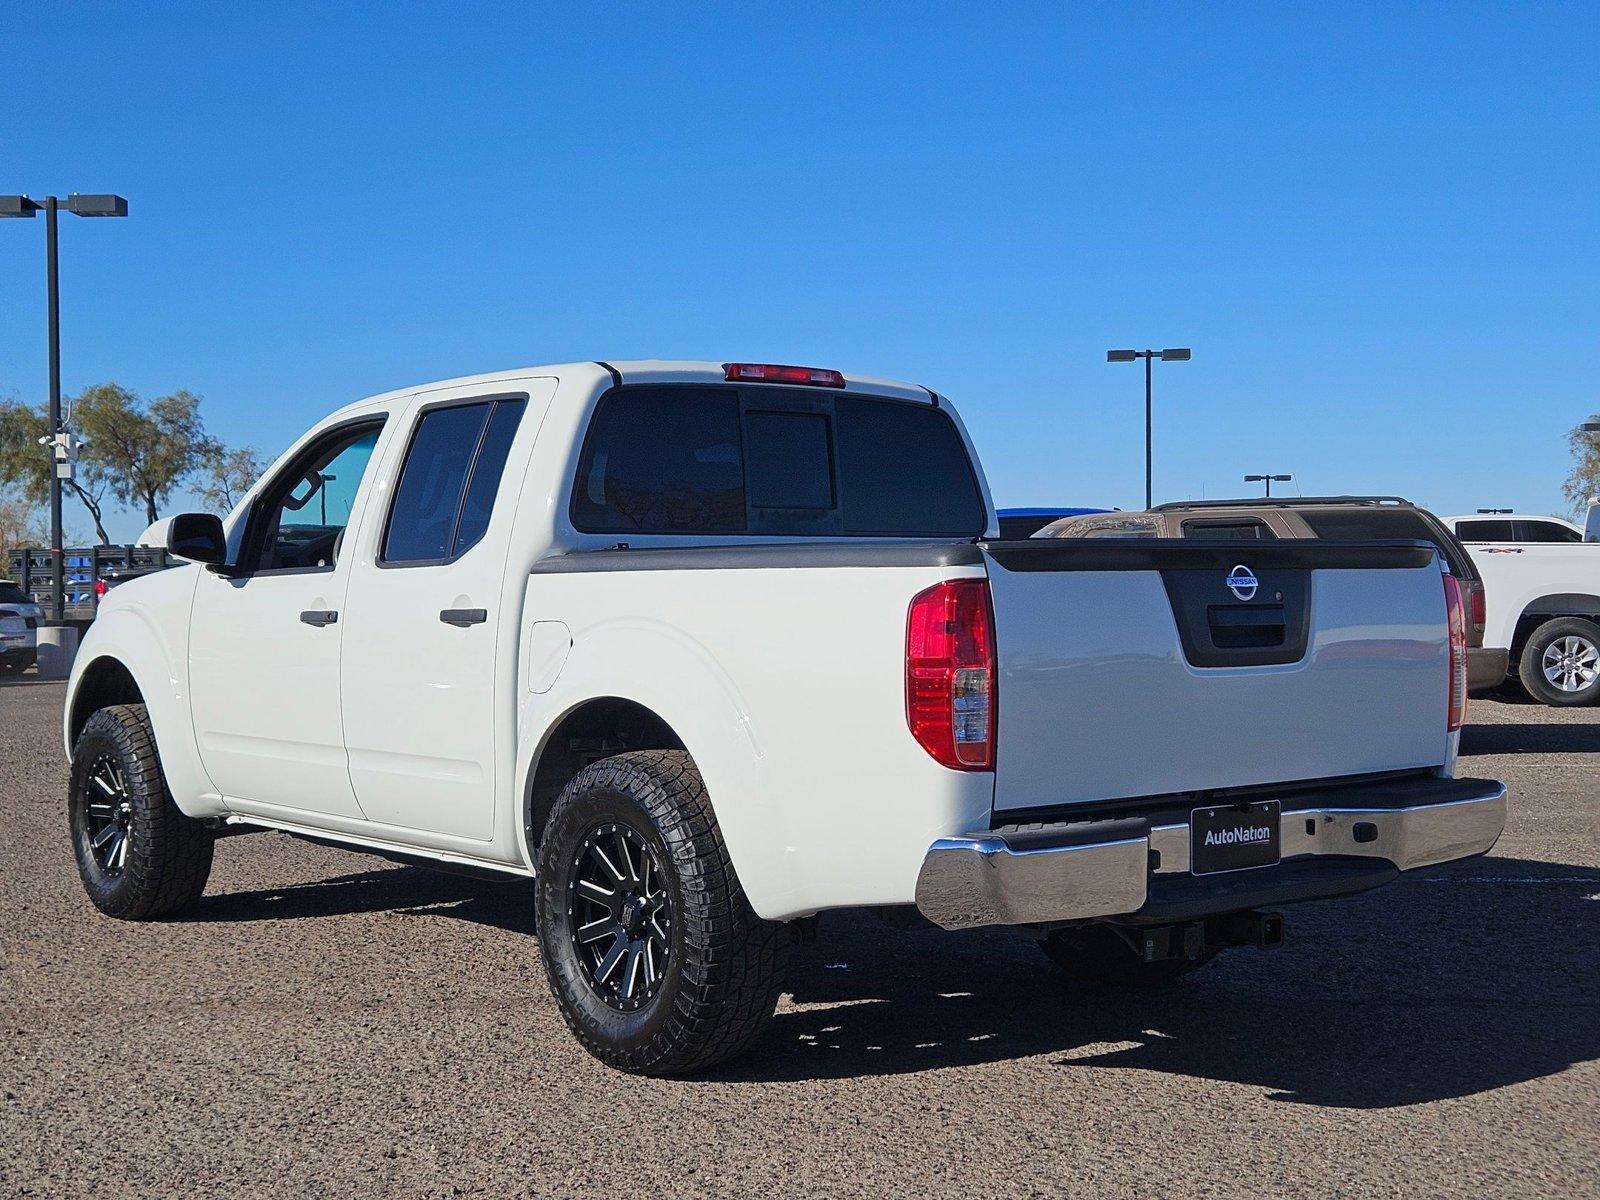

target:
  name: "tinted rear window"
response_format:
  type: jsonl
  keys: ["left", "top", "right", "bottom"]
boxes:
{"left": 1181, "top": 519, "right": 1274, "bottom": 540}
{"left": 1298, "top": 508, "right": 1470, "bottom": 576}
{"left": 0, "top": 584, "right": 30, "bottom": 605}
{"left": 572, "top": 386, "right": 985, "bottom": 537}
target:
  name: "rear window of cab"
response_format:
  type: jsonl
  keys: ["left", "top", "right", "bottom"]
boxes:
{"left": 571, "top": 386, "right": 986, "bottom": 537}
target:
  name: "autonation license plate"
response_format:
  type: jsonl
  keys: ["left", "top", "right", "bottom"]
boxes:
{"left": 1190, "top": 801, "right": 1281, "bottom": 874}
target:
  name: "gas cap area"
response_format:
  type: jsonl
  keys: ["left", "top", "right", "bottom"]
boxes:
{"left": 526, "top": 621, "right": 572, "bottom": 693}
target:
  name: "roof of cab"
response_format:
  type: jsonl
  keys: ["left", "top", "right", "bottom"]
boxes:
{"left": 324, "top": 360, "right": 936, "bottom": 421}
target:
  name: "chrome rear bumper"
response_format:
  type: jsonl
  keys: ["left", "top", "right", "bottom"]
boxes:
{"left": 914, "top": 777, "right": 1507, "bottom": 931}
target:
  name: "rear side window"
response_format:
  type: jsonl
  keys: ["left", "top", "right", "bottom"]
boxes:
{"left": 383, "top": 397, "right": 527, "bottom": 564}
{"left": 571, "top": 386, "right": 984, "bottom": 537}
{"left": 1517, "top": 520, "right": 1581, "bottom": 544}
{"left": 1181, "top": 519, "right": 1274, "bottom": 540}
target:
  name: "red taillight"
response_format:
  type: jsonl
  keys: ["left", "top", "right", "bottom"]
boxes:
{"left": 723, "top": 363, "right": 846, "bottom": 388}
{"left": 1469, "top": 583, "right": 1486, "bottom": 627}
{"left": 1444, "top": 573, "right": 1468, "bottom": 732}
{"left": 0, "top": 609, "right": 16, "bottom": 619}
{"left": 94, "top": 580, "right": 108, "bottom": 597}
{"left": 906, "top": 580, "right": 996, "bottom": 770}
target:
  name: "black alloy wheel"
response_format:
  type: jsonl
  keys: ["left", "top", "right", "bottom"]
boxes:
{"left": 568, "top": 821, "right": 673, "bottom": 1012}
{"left": 79, "top": 753, "right": 135, "bottom": 876}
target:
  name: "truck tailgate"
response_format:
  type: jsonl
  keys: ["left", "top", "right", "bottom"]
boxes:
{"left": 984, "top": 540, "right": 1449, "bottom": 815}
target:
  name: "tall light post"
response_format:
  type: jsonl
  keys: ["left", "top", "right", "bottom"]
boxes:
{"left": 1107, "top": 347, "right": 1190, "bottom": 508}
{"left": 1245, "top": 473, "right": 1293, "bottom": 497}
{"left": 1, "top": 193, "right": 129, "bottom": 623}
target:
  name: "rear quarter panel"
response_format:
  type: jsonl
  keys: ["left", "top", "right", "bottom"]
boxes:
{"left": 519, "top": 560, "right": 995, "bottom": 921}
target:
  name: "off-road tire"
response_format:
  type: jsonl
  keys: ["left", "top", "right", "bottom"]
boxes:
{"left": 536, "top": 750, "right": 790, "bottom": 1075}
{"left": 1040, "top": 924, "right": 1215, "bottom": 987}
{"left": 1518, "top": 617, "right": 1600, "bottom": 707}
{"left": 69, "top": 704, "right": 214, "bottom": 919}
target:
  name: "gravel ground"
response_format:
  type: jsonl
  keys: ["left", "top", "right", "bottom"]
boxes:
{"left": 2, "top": 678, "right": 1596, "bottom": 1198}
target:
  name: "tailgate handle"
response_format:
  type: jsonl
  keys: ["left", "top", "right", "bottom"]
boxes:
{"left": 440, "top": 608, "right": 488, "bottom": 627}
{"left": 1207, "top": 603, "right": 1285, "bottom": 649}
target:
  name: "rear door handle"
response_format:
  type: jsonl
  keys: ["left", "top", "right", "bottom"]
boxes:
{"left": 299, "top": 609, "right": 339, "bottom": 627}
{"left": 440, "top": 608, "right": 488, "bottom": 627}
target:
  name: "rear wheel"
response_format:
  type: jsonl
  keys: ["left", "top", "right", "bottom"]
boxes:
{"left": 69, "top": 704, "right": 214, "bottom": 919}
{"left": 536, "top": 750, "right": 790, "bottom": 1075}
{"left": 1040, "top": 924, "right": 1215, "bottom": 987}
{"left": 1518, "top": 617, "right": 1600, "bottom": 706}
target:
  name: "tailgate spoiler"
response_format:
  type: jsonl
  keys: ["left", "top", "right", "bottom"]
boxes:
{"left": 980, "top": 538, "right": 1438, "bottom": 573}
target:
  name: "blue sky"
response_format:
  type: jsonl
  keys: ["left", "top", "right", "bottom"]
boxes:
{"left": 3, "top": 3, "right": 1598, "bottom": 541}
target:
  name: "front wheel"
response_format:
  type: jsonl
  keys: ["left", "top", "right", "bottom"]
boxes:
{"left": 535, "top": 750, "right": 790, "bottom": 1075}
{"left": 69, "top": 704, "right": 214, "bottom": 919}
{"left": 1518, "top": 617, "right": 1600, "bottom": 706}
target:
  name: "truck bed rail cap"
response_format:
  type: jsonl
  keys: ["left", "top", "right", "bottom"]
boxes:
{"left": 532, "top": 541, "right": 986, "bottom": 574}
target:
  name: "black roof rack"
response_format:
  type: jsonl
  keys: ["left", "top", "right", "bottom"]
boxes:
{"left": 1151, "top": 495, "right": 1413, "bottom": 512}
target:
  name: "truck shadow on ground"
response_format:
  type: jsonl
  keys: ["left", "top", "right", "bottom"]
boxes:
{"left": 193, "top": 856, "right": 537, "bottom": 935}
{"left": 190, "top": 849, "right": 1599, "bottom": 1107}
{"left": 717, "top": 854, "right": 1600, "bottom": 1105}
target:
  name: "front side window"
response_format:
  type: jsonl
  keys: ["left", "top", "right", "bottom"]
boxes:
{"left": 252, "top": 423, "right": 383, "bottom": 573}
{"left": 383, "top": 397, "right": 528, "bottom": 564}
{"left": 570, "top": 386, "right": 984, "bottom": 537}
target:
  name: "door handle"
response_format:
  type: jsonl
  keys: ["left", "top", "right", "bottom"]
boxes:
{"left": 440, "top": 608, "right": 488, "bottom": 627}
{"left": 300, "top": 609, "right": 339, "bottom": 627}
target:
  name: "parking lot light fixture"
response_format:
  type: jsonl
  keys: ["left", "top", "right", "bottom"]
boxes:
{"left": 1107, "top": 346, "right": 1191, "bottom": 508}
{"left": 0, "top": 192, "right": 129, "bottom": 622}
{"left": 1245, "top": 473, "right": 1293, "bottom": 498}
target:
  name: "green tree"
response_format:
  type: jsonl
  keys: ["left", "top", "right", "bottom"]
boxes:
{"left": 74, "top": 384, "right": 209, "bottom": 526}
{"left": 195, "top": 441, "right": 265, "bottom": 515}
{"left": 0, "top": 495, "right": 49, "bottom": 565}
{"left": 0, "top": 397, "right": 116, "bottom": 544}
{"left": 1562, "top": 415, "right": 1600, "bottom": 516}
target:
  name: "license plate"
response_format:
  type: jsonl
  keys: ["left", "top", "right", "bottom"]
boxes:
{"left": 1191, "top": 801, "right": 1281, "bottom": 874}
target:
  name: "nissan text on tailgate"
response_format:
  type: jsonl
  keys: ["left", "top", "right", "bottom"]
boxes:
{"left": 61, "top": 361, "right": 1506, "bottom": 1074}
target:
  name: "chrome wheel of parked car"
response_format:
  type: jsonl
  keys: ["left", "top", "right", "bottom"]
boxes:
{"left": 1542, "top": 635, "right": 1599, "bottom": 693}
{"left": 569, "top": 821, "right": 673, "bottom": 1013}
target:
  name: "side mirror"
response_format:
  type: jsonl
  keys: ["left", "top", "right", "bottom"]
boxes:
{"left": 159, "top": 513, "right": 228, "bottom": 567}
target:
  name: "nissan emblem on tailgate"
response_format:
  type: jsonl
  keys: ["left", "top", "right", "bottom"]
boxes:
{"left": 1227, "top": 565, "right": 1259, "bottom": 601}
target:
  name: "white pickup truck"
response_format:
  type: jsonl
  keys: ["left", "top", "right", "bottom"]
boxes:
{"left": 63, "top": 360, "right": 1506, "bottom": 1074}
{"left": 1443, "top": 513, "right": 1600, "bottom": 704}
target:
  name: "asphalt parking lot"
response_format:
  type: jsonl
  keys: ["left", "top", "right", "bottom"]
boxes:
{"left": 1, "top": 679, "right": 1596, "bottom": 1199}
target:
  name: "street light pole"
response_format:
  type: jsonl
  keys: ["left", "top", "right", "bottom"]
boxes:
{"left": 1144, "top": 353, "right": 1153, "bottom": 511}
{"left": 1, "top": 192, "right": 128, "bottom": 624}
{"left": 1108, "top": 346, "right": 1191, "bottom": 509}
{"left": 1244, "top": 473, "right": 1293, "bottom": 498}
{"left": 45, "top": 197, "right": 64, "bottom": 623}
